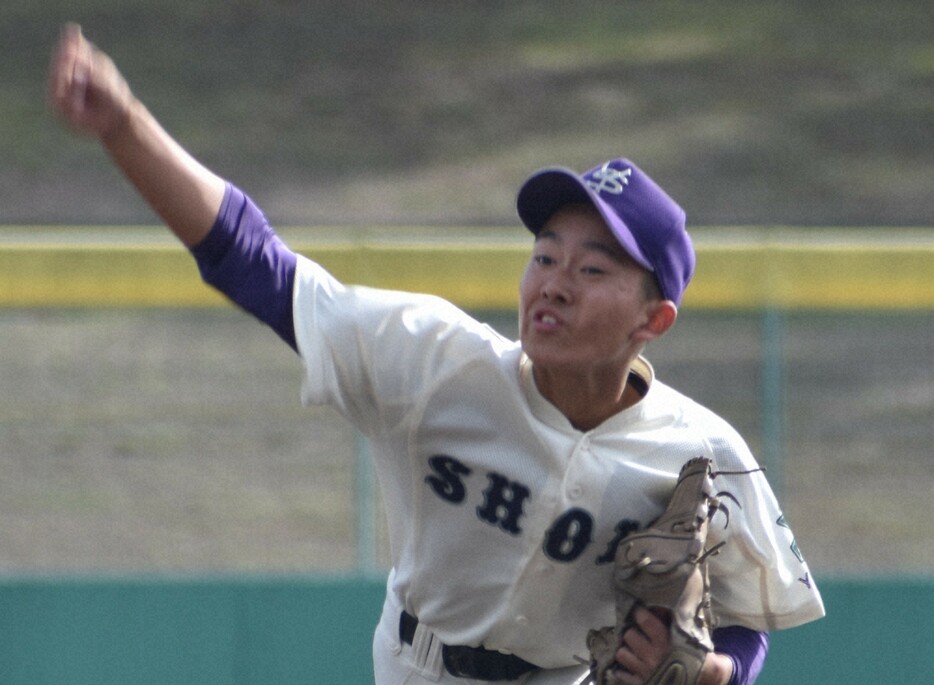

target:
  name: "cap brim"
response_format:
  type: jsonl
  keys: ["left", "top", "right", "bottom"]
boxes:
{"left": 516, "top": 168, "right": 653, "bottom": 272}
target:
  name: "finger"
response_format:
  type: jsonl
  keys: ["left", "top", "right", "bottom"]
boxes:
{"left": 49, "top": 23, "right": 85, "bottom": 113}
{"left": 633, "top": 606, "right": 670, "bottom": 646}
{"left": 613, "top": 645, "right": 646, "bottom": 684}
{"left": 609, "top": 664, "right": 642, "bottom": 685}
{"left": 620, "top": 623, "right": 653, "bottom": 657}
{"left": 616, "top": 644, "right": 648, "bottom": 674}
{"left": 48, "top": 25, "right": 74, "bottom": 105}
{"left": 70, "top": 30, "right": 91, "bottom": 115}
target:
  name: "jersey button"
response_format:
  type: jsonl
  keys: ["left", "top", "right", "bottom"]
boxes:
{"left": 568, "top": 485, "right": 582, "bottom": 500}
{"left": 515, "top": 615, "right": 529, "bottom": 626}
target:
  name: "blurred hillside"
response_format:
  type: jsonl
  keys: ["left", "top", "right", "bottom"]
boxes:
{"left": 3, "top": 0, "right": 932, "bottom": 227}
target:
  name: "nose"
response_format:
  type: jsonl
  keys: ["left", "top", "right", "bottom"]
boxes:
{"left": 541, "top": 269, "right": 572, "bottom": 303}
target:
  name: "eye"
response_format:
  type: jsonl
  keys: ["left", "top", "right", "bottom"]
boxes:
{"left": 581, "top": 265, "right": 606, "bottom": 275}
{"left": 533, "top": 254, "right": 555, "bottom": 266}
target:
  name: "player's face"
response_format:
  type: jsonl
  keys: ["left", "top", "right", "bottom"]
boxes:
{"left": 518, "top": 205, "right": 657, "bottom": 375}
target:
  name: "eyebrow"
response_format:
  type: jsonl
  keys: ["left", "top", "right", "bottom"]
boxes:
{"left": 536, "top": 229, "right": 626, "bottom": 262}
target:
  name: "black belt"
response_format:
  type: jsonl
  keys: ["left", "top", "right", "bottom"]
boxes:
{"left": 399, "top": 611, "right": 540, "bottom": 681}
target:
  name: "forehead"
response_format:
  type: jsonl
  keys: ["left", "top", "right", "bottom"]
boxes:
{"left": 536, "top": 204, "right": 624, "bottom": 254}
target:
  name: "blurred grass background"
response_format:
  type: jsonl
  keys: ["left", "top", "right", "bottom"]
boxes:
{"left": 4, "top": 305, "right": 932, "bottom": 577}
{"left": 2, "top": 0, "right": 932, "bottom": 226}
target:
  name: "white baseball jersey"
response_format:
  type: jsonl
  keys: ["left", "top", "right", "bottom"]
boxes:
{"left": 292, "top": 255, "right": 825, "bottom": 672}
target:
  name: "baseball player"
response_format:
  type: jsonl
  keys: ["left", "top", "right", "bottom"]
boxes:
{"left": 49, "top": 24, "right": 824, "bottom": 685}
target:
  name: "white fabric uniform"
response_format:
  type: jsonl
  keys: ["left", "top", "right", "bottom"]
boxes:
{"left": 292, "top": 256, "right": 825, "bottom": 683}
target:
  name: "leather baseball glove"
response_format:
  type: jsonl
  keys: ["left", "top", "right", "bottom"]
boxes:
{"left": 586, "top": 457, "right": 728, "bottom": 685}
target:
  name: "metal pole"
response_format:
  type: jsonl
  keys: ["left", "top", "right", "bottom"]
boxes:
{"left": 354, "top": 431, "right": 378, "bottom": 574}
{"left": 761, "top": 307, "right": 785, "bottom": 496}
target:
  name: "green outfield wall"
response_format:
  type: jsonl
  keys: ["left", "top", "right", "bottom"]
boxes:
{"left": 1, "top": 227, "right": 932, "bottom": 310}
{"left": 0, "top": 576, "right": 930, "bottom": 684}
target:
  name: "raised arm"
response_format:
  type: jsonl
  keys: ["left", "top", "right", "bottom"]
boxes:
{"left": 48, "top": 23, "right": 225, "bottom": 247}
{"left": 49, "top": 23, "right": 298, "bottom": 350}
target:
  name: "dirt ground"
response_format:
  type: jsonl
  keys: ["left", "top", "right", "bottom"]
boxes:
{"left": 0, "top": 307, "right": 931, "bottom": 578}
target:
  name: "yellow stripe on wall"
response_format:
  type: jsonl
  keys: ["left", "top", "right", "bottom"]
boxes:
{"left": 1, "top": 228, "right": 931, "bottom": 310}
{"left": 685, "top": 242, "right": 934, "bottom": 310}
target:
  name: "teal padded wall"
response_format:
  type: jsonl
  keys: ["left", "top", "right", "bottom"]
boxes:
{"left": 0, "top": 576, "right": 929, "bottom": 684}
{"left": 0, "top": 576, "right": 386, "bottom": 684}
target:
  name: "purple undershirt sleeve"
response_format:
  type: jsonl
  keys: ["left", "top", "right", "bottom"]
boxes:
{"left": 712, "top": 626, "right": 770, "bottom": 685}
{"left": 190, "top": 183, "right": 298, "bottom": 351}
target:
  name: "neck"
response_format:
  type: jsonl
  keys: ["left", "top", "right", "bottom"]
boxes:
{"left": 532, "top": 363, "right": 644, "bottom": 431}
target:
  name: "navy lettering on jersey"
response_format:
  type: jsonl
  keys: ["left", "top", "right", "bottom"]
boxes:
{"left": 543, "top": 508, "right": 594, "bottom": 562}
{"left": 596, "top": 518, "right": 641, "bottom": 564}
{"left": 425, "top": 455, "right": 472, "bottom": 504}
{"left": 476, "top": 471, "right": 531, "bottom": 535}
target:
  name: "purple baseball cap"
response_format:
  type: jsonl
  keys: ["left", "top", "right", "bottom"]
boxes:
{"left": 516, "top": 158, "right": 695, "bottom": 306}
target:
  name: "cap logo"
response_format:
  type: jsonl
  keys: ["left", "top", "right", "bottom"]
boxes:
{"left": 586, "top": 163, "right": 632, "bottom": 196}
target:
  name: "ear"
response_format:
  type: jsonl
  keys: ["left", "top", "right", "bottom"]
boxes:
{"left": 633, "top": 300, "right": 678, "bottom": 343}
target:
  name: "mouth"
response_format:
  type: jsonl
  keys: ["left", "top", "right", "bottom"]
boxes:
{"left": 531, "top": 308, "right": 563, "bottom": 331}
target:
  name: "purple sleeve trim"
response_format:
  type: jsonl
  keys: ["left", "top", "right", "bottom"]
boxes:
{"left": 190, "top": 183, "right": 298, "bottom": 351}
{"left": 712, "top": 626, "right": 770, "bottom": 685}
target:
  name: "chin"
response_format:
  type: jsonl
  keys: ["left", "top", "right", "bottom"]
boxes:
{"left": 522, "top": 343, "right": 571, "bottom": 369}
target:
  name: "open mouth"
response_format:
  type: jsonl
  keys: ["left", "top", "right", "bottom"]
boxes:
{"left": 532, "top": 309, "right": 563, "bottom": 330}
